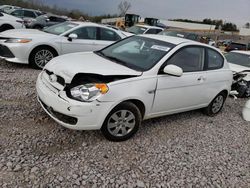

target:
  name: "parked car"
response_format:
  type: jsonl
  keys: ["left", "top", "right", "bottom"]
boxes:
{"left": 0, "top": 5, "right": 21, "bottom": 14}
{"left": 9, "top": 8, "right": 44, "bottom": 20}
{"left": 25, "top": 14, "right": 68, "bottom": 29}
{"left": 126, "top": 25, "right": 163, "bottom": 34}
{"left": 36, "top": 35, "right": 232, "bottom": 141}
{"left": 158, "top": 31, "right": 200, "bottom": 41}
{"left": 224, "top": 42, "right": 250, "bottom": 52}
{"left": 0, "top": 21, "right": 132, "bottom": 69}
{"left": 0, "top": 12, "right": 24, "bottom": 32}
{"left": 225, "top": 50, "right": 250, "bottom": 80}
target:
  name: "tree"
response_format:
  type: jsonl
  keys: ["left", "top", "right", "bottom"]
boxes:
{"left": 118, "top": 1, "right": 131, "bottom": 16}
{"left": 222, "top": 22, "right": 238, "bottom": 31}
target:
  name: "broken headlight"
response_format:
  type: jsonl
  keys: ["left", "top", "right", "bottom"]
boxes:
{"left": 70, "top": 83, "right": 109, "bottom": 102}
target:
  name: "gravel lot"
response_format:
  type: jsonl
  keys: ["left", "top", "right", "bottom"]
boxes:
{"left": 0, "top": 60, "right": 249, "bottom": 188}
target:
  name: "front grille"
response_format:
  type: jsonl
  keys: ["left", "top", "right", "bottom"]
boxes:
{"left": 45, "top": 69, "right": 65, "bottom": 86}
{"left": 39, "top": 98, "right": 78, "bottom": 125}
{"left": 0, "top": 44, "right": 15, "bottom": 58}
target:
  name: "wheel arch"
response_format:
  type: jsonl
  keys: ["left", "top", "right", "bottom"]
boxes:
{"left": 28, "top": 45, "right": 59, "bottom": 63}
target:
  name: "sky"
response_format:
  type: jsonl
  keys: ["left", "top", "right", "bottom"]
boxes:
{"left": 42, "top": 0, "right": 250, "bottom": 27}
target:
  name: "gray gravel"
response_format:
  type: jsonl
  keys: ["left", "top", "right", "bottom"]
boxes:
{"left": 0, "top": 60, "right": 250, "bottom": 187}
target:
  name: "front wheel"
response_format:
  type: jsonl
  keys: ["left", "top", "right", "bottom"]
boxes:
{"left": 101, "top": 102, "right": 142, "bottom": 141}
{"left": 29, "top": 46, "right": 57, "bottom": 69}
{"left": 203, "top": 92, "right": 226, "bottom": 116}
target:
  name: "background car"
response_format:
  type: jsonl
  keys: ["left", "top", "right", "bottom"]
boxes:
{"left": 225, "top": 42, "right": 250, "bottom": 52}
{"left": 0, "top": 5, "right": 21, "bottom": 14}
{"left": 158, "top": 30, "right": 200, "bottom": 41}
{"left": 0, "top": 21, "right": 132, "bottom": 69}
{"left": 9, "top": 8, "right": 45, "bottom": 20}
{"left": 126, "top": 25, "right": 163, "bottom": 34}
{"left": 225, "top": 50, "right": 250, "bottom": 80}
{"left": 0, "top": 12, "right": 24, "bottom": 32}
{"left": 36, "top": 35, "right": 232, "bottom": 141}
{"left": 25, "top": 13, "right": 68, "bottom": 29}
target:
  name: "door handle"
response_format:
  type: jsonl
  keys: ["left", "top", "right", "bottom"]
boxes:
{"left": 197, "top": 76, "right": 206, "bottom": 81}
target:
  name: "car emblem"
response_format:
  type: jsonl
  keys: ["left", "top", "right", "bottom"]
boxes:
{"left": 49, "top": 74, "right": 57, "bottom": 82}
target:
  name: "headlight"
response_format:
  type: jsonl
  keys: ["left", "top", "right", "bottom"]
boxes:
{"left": 5, "top": 38, "right": 32, "bottom": 43}
{"left": 70, "top": 83, "right": 109, "bottom": 102}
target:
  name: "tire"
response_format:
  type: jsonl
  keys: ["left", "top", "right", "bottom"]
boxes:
{"left": 0, "top": 24, "right": 14, "bottom": 32}
{"left": 101, "top": 102, "right": 142, "bottom": 141}
{"left": 33, "top": 25, "right": 43, "bottom": 30}
{"left": 203, "top": 92, "right": 226, "bottom": 116}
{"left": 29, "top": 46, "right": 58, "bottom": 69}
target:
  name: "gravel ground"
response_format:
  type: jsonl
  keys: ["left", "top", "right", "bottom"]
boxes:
{"left": 0, "top": 60, "right": 249, "bottom": 188}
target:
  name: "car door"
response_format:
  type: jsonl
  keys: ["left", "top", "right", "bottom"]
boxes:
{"left": 60, "top": 26, "right": 98, "bottom": 54}
{"left": 151, "top": 46, "right": 208, "bottom": 115}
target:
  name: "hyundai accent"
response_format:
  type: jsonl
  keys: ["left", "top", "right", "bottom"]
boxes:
{"left": 36, "top": 35, "right": 232, "bottom": 141}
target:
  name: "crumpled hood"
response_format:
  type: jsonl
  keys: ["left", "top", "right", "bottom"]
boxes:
{"left": 0, "top": 29, "right": 56, "bottom": 39}
{"left": 228, "top": 62, "right": 250, "bottom": 81}
{"left": 45, "top": 52, "right": 142, "bottom": 83}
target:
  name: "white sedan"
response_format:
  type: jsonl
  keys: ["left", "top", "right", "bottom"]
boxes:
{"left": 0, "top": 12, "right": 24, "bottom": 32}
{"left": 0, "top": 21, "right": 132, "bottom": 69}
{"left": 36, "top": 35, "right": 232, "bottom": 141}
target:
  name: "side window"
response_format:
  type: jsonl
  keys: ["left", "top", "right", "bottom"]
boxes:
{"left": 167, "top": 47, "right": 205, "bottom": 72}
{"left": 24, "top": 11, "right": 36, "bottom": 18}
{"left": 99, "top": 28, "right": 121, "bottom": 41}
{"left": 145, "top": 29, "right": 157, "bottom": 34}
{"left": 48, "top": 16, "right": 57, "bottom": 22}
{"left": 207, "top": 49, "right": 224, "bottom": 70}
{"left": 71, "top": 27, "right": 97, "bottom": 40}
{"left": 11, "top": 10, "right": 23, "bottom": 17}
{"left": 155, "top": 29, "right": 163, "bottom": 34}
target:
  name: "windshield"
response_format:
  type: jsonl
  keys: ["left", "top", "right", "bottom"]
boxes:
{"left": 43, "top": 22, "right": 78, "bottom": 35}
{"left": 97, "top": 36, "right": 176, "bottom": 71}
{"left": 225, "top": 52, "right": 250, "bottom": 67}
{"left": 127, "top": 26, "right": 147, "bottom": 34}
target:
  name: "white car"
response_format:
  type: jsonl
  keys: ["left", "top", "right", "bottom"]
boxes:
{"left": 0, "top": 5, "right": 20, "bottom": 14}
{"left": 0, "top": 12, "right": 24, "bottom": 32}
{"left": 0, "top": 21, "right": 132, "bottom": 69}
{"left": 127, "top": 24, "right": 164, "bottom": 35}
{"left": 225, "top": 50, "right": 250, "bottom": 80}
{"left": 36, "top": 35, "right": 232, "bottom": 141}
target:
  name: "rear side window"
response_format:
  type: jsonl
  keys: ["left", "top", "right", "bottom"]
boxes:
{"left": 207, "top": 49, "right": 224, "bottom": 70}
{"left": 167, "top": 47, "right": 205, "bottom": 72}
{"left": 99, "top": 28, "right": 121, "bottom": 41}
{"left": 145, "top": 29, "right": 163, "bottom": 34}
{"left": 24, "top": 10, "right": 36, "bottom": 18}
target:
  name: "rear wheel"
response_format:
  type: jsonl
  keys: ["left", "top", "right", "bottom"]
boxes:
{"left": 29, "top": 46, "right": 57, "bottom": 69}
{"left": 203, "top": 92, "right": 226, "bottom": 116}
{"left": 101, "top": 102, "right": 141, "bottom": 141}
{"left": 0, "top": 24, "right": 14, "bottom": 32}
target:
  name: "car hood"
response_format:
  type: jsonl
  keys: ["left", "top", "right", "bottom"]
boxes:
{"left": 0, "top": 29, "right": 56, "bottom": 39}
{"left": 228, "top": 62, "right": 250, "bottom": 81}
{"left": 45, "top": 52, "right": 142, "bottom": 83}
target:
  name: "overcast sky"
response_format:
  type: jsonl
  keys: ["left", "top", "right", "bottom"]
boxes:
{"left": 43, "top": 0, "right": 249, "bottom": 27}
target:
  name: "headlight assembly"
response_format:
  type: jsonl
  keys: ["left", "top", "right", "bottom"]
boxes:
{"left": 70, "top": 83, "right": 109, "bottom": 102}
{"left": 5, "top": 38, "right": 32, "bottom": 43}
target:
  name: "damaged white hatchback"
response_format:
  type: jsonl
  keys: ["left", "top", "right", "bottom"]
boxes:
{"left": 36, "top": 35, "right": 232, "bottom": 141}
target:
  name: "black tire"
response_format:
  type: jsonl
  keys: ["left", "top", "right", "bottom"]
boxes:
{"left": 29, "top": 46, "right": 58, "bottom": 69}
{"left": 203, "top": 92, "right": 226, "bottom": 116}
{"left": 101, "top": 102, "right": 142, "bottom": 142}
{"left": 0, "top": 24, "right": 14, "bottom": 32}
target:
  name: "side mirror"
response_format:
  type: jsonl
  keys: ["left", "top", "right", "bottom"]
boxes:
{"left": 68, "top": 33, "right": 78, "bottom": 41}
{"left": 163, "top": 64, "right": 183, "bottom": 77}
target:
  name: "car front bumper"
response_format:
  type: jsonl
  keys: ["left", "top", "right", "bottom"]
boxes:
{"left": 0, "top": 43, "right": 29, "bottom": 64}
{"left": 36, "top": 72, "right": 114, "bottom": 130}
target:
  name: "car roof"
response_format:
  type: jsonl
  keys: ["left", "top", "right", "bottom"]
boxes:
{"left": 139, "top": 34, "right": 200, "bottom": 45}
{"left": 230, "top": 50, "right": 250, "bottom": 55}
{"left": 135, "top": 24, "right": 163, "bottom": 30}
{"left": 71, "top": 21, "right": 114, "bottom": 27}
